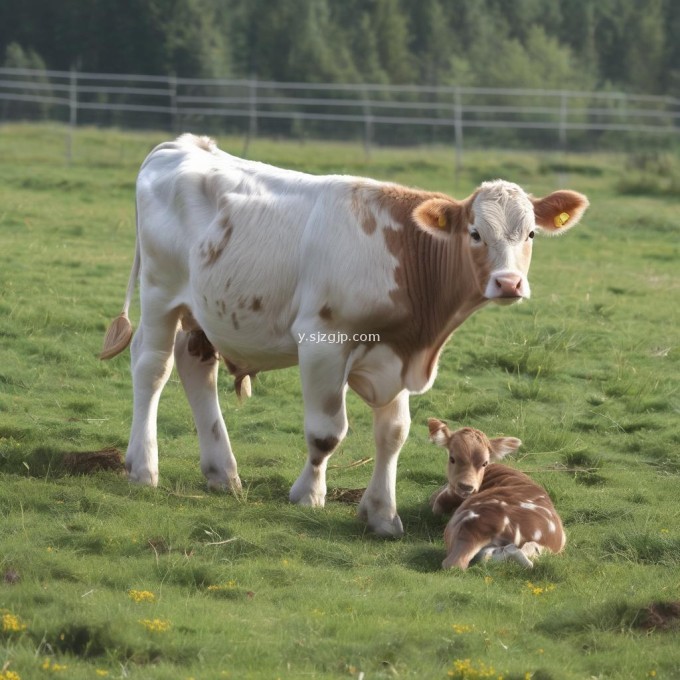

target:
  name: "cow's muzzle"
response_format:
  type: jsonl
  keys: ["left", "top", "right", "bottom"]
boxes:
{"left": 485, "top": 271, "right": 530, "bottom": 304}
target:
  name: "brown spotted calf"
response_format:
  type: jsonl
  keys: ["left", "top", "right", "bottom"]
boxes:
{"left": 428, "top": 419, "right": 565, "bottom": 569}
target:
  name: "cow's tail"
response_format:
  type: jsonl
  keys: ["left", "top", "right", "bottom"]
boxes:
{"left": 100, "top": 216, "right": 140, "bottom": 360}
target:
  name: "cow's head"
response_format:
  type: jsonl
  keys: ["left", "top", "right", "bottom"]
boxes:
{"left": 413, "top": 181, "right": 589, "bottom": 305}
{"left": 428, "top": 419, "right": 521, "bottom": 498}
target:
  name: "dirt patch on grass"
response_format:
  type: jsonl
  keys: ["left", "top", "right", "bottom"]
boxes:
{"left": 327, "top": 487, "right": 366, "bottom": 504}
{"left": 634, "top": 601, "right": 680, "bottom": 631}
{"left": 62, "top": 448, "right": 124, "bottom": 474}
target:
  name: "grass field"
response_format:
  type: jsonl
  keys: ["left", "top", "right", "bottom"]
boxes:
{"left": 0, "top": 124, "right": 679, "bottom": 680}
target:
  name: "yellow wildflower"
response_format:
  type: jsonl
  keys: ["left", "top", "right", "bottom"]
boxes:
{"left": 95, "top": 671, "right": 109, "bottom": 677}
{"left": 448, "top": 658, "right": 500, "bottom": 679}
{"left": 452, "top": 623, "right": 474, "bottom": 634}
{"left": 139, "top": 618, "right": 171, "bottom": 633}
{"left": 41, "top": 659, "right": 68, "bottom": 672}
{"left": 2, "top": 613, "right": 27, "bottom": 632}
{"left": 128, "top": 589, "right": 156, "bottom": 603}
{"left": 0, "top": 670, "right": 21, "bottom": 680}
{"left": 526, "top": 582, "right": 556, "bottom": 596}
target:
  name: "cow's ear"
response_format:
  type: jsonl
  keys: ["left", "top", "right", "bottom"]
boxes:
{"left": 531, "top": 190, "right": 589, "bottom": 235}
{"left": 428, "top": 418, "right": 451, "bottom": 447}
{"left": 489, "top": 437, "right": 522, "bottom": 461}
{"left": 413, "top": 198, "right": 467, "bottom": 238}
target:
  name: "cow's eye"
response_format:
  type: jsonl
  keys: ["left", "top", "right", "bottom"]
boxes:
{"left": 528, "top": 230, "right": 535, "bottom": 240}
{"left": 470, "top": 230, "right": 482, "bottom": 243}
{"left": 482, "top": 460, "right": 489, "bottom": 467}
{"left": 449, "top": 456, "right": 455, "bottom": 464}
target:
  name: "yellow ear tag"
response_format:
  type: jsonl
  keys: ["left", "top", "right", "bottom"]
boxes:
{"left": 554, "top": 212, "right": 570, "bottom": 228}
{"left": 438, "top": 214, "right": 447, "bottom": 228}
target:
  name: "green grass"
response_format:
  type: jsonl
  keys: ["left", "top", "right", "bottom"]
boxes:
{"left": 1, "top": 124, "right": 679, "bottom": 679}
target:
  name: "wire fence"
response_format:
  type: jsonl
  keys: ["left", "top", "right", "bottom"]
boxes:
{"left": 2, "top": 66, "right": 679, "bottom": 164}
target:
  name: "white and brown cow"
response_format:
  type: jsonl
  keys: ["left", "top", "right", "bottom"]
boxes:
{"left": 101, "top": 134, "right": 588, "bottom": 537}
{"left": 428, "top": 420, "right": 566, "bottom": 568}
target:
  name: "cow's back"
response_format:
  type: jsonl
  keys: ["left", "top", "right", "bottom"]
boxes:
{"left": 134, "top": 135, "right": 402, "bottom": 371}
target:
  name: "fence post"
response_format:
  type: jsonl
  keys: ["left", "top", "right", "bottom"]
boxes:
{"left": 453, "top": 87, "right": 464, "bottom": 175}
{"left": 242, "top": 75, "right": 258, "bottom": 157}
{"left": 362, "top": 85, "right": 373, "bottom": 160}
{"left": 66, "top": 65, "right": 78, "bottom": 165}
{"left": 558, "top": 91, "right": 568, "bottom": 150}
{"left": 169, "top": 73, "right": 179, "bottom": 134}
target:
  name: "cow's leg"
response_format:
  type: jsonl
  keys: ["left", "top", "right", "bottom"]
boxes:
{"left": 289, "top": 347, "right": 348, "bottom": 507}
{"left": 174, "top": 330, "right": 241, "bottom": 493}
{"left": 126, "top": 310, "right": 178, "bottom": 486}
{"left": 357, "top": 389, "right": 410, "bottom": 538}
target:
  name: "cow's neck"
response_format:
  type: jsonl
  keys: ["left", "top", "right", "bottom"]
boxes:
{"left": 386, "top": 204, "right": 487, "bottom": 392}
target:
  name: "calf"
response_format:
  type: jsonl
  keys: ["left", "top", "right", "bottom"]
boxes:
{"left": 428, "top": 419, "right": 565, "bottom": 569}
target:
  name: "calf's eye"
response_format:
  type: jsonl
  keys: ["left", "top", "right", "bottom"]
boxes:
{"left": 470, "top": 230, "right": 482, "bottom": 243}
{"left": 449, "top": 456, "right": 456, "bottom": 464}
{"left": 482, "top": 461, "right": 489, "bottom": 467}
{"left": 528, "top": 230, "right": 535, "bottom": 240}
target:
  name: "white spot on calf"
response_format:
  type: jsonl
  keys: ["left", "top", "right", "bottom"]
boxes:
{"left": 514, "top": 526, "right": 522, "bottom": 545}
{"left": 548, "top": 520, "right": 556, "bottom": 534}
{"left": 532, "top": 529, "right": 543, "bottom": 542}
{"left": 464, "top": 511, "right": 480, "bottom": 522}
{"left": 520, "top": 501, "right": 538, "bottom": 511}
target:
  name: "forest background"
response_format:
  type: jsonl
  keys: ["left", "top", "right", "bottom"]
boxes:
{"left": 2, "top": 0, "right": 679, "bottom": 98}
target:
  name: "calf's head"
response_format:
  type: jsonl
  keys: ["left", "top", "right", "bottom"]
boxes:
{"left": 413, "top": 181, "right": 589, "bottom": 305}
{"left": 428, "top": 419, "right": 521, "bottom": 498}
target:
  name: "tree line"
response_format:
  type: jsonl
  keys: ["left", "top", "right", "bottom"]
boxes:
{"left": 1, "top": 0, "right": 679, "bottom": 97}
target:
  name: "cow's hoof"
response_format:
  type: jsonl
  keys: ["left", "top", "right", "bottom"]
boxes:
{"left": 368, "top": 513, "right": 404, "bottom": 538}
{"left": 289, "top": 466, "right": 326, "bottom": 507}
{"left": 289, "top": 484, "right": 326, "bottom": 507}
{"left": 358, "top": 505, "right": 404, "bottom": 538}
{"left": 206, "top": 474, "right": 242, "bottom": 494}
{"left": 127, "top": 467, "right": 159, "bottom": 487}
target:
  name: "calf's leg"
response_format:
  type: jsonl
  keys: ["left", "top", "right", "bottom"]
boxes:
{"left": 174, "top": 330, "right": 241, "bottom": 492}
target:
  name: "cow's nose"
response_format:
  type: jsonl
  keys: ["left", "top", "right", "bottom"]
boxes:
{"left": 456, "top": 482, "right": 475, "bottom": 496}
{"left": 494, "top": 274, "right": 523, "bottom": 297}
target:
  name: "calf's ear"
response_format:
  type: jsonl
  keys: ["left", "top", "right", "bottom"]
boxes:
{"left": 428, "top": 418, "right": 451, "bottom": 447}
{"left": 531, "top": 190, "right": 589, "bottom": 235}
{"left": 489, "top": 436, "right": 522, "bottom": 461}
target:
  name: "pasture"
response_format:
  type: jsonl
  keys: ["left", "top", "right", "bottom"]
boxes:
{"left": 0, "top": 124, "right": 678, "bottom": 679}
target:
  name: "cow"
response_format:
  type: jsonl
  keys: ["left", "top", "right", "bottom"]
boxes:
{"left": 428, "top": 420, "right": 566, "bottom": 568}
{"left": 100, "top": 133, "right": 588, "bottom": 537}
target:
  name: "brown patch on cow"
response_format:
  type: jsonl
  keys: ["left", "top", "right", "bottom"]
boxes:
{"left": 216, "top": 299, "right": 227, "bottom": 318}
{"left": 231, "top": 312, "right": 240, "bottom": 330}
{"left": 199, "top": 213, "right": 234, "bottom": 267}
{"left": 313, "top": 436, "right": 339, "bottom": 455}
{"left": 238, "top": 297, "right": 246, "bottom": 309}
{"left": 322, "top": 392, "right": 343, "bottom": 417}
{"left": 62, "top": 448, "right": 125, "bottom": 475}
{"left": 319, "top": 304, "right": 333, "bottom": 321}
{"left": 635, "top": 602, "right": 680, "bottom": 632}
{"left": 351, "top": 182, "right": 378, "bottom": 235}
{"left": 211, "top": 420, "right": 221, "bottom": 441}
{"left": 226, "top": 277, "right": 232, "bottom": 290}
{"left": 251, "top": 296, "right": 262, "bottom": 312}
{"left": 356, "top": 184, "right": 486, "bottom": 385}
{"left": 187, "top": 330, "right": 218, "bottom": 362}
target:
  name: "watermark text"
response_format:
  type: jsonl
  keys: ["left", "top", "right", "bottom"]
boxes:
{"left": 297, "top": 332, "right": 380, "bottom": 345}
